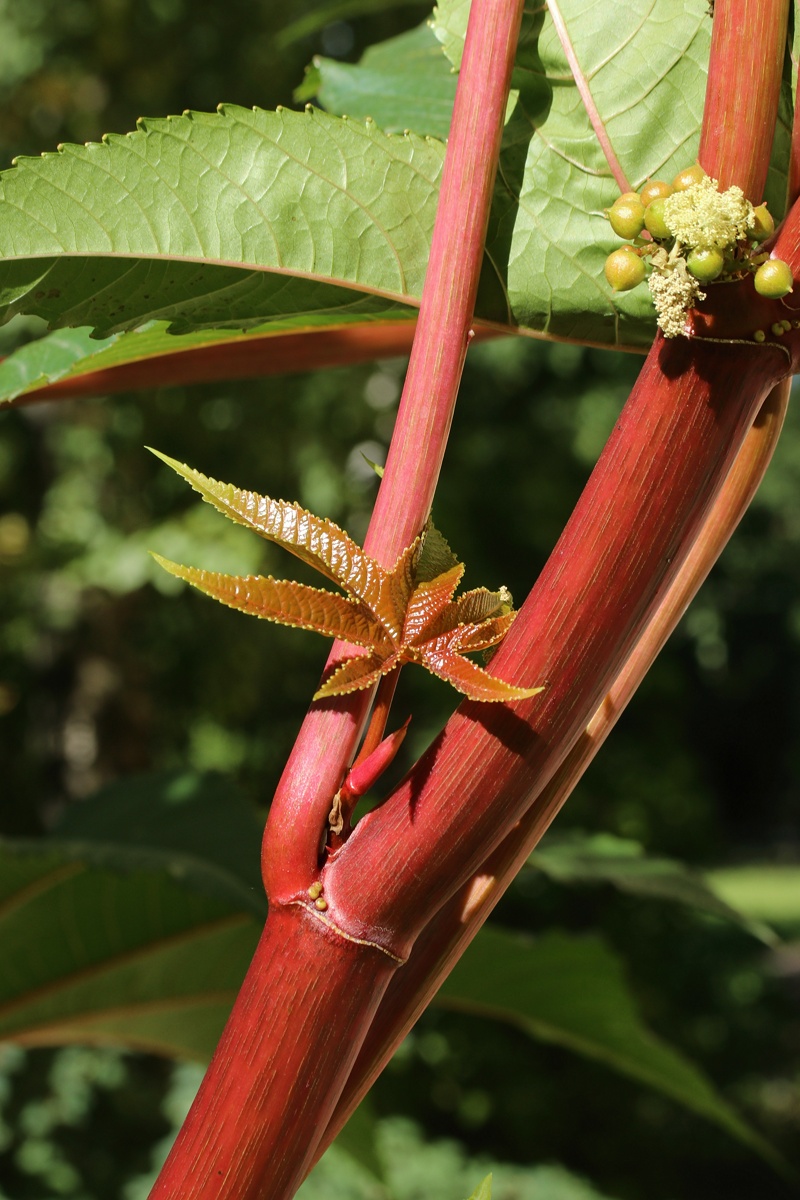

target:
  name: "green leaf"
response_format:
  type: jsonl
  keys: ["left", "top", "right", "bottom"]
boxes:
{"left": 275, "top": 0, "right": 430, "bottom": 50}
{"left": 308, "top": 21, "right": 457, "bottom": 140}
{"left": 53, "top": 768, "right": 266, "bottom": 917}
{"left": 0, "top": 326, "right": 117, "bottom": 402}
{"left": 436, "top": 926, "right": 784, "bottom": 1169}
{"left": 0, "top": 311, "right": 415, "bottom": 406}
{"left": 707, "top": 864, "right": 800, "bottom": 936}
{"left": 465, "top": 1175, "right": 492, "bottom": 1200}
{"left": 0, "top": 0, "right": 791, "bottom": 370}
{"left": 529, "top": 831, "right": 777, "bottom": 945}
{"left": 0, "top": 838, "right": 259, "bottom": 1060}
{"left": 0, "top": 105, "right": 437, "bottom": 338}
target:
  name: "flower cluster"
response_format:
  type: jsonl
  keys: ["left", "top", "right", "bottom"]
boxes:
{"left": 603, "top": 165, "right": 793, "bottom": 339}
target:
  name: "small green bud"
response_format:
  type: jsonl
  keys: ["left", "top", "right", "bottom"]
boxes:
{"left": 608, "top": 197, "right": 646, "bottom": 239}
{"left": 751, "top": 204, "right": 775, "bottom": 243}
{"left": 754, "top": 258, "right": 793, "bottom": 298}
{"left": 604, "top": 247, "right": 646, "bottom": 291}
{"left": 771, "top": 322, "right": 785, "bottom": 337}
{"left": 753, "top": 329, "right": 766, "bottom": 342}
{"left": 686, "top": 248, "right": 725, "bottom": 282}
{"left": 671, "top": 164, "right": 706, "bottom": 192}
{"left": 640, "top": 180, "right": 673, "bottom": 207}
{"left": 644, "top": 197, "right": 671, "bottom": 240}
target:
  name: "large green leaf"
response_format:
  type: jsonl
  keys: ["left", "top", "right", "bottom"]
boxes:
{"left": 437, "top": 926, "right": 783, "bottom": 1168}
{"left": 529, "top": 831, "right": 777, "bottom": 945}
{"left": 53, "top": 768, "right": 266, "bottom": 918}
{"left": 0, "top": 838, "right": 260, "bottom": 1060}
{"left": 0, "top": 104, "right": 435, "bottom": 338}
{"left": 0, "top": 0, "right": 717, "bottom": 365}
{"left": 0, "top": 0, "right": 794, "bottom": 391}
{"left": 0, "top": 772, "right": 783, "bottom": 1173}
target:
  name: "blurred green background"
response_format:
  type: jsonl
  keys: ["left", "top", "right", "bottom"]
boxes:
{"left": 0, "top": 1, "right": 799, "bottom": 1198}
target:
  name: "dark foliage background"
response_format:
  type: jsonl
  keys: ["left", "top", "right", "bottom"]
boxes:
{"left": 0, "top": 2, "right": 799, "bottom": 1198}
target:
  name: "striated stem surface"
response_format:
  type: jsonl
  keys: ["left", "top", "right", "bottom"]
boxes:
{"left": 698, "top": 0, "right": 790, "bottom": 200}
{"left": 319, "top": 376, "right": 790, "bottom": 1148}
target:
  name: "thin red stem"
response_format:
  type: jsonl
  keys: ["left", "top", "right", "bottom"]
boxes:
{"left": 149, "top": 4, "right": 527, "bottom": 1197}
{"left": 261, "top": 0, "right": 526, "bottom": 906}
{"left": 351, "top": 671, "right": 400, "bottom": 771}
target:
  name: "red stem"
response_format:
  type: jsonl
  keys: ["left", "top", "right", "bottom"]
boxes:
{"left": 149, "top": 3, "right": 526, "bottom": 1196}
{"left": 698, "top": 0, "right": 790, "bottom": 200}
{"left": 323, "top": 335, "right": 789, "bottom": 953}
{"left": 319, "top": 376, "right": 790, "bottom": 1148}
{"left": 149, "top": 907, "right": 398, "bottom": 1200}
{"left": 261, "top": 0, "right": 526, "bottom": 906}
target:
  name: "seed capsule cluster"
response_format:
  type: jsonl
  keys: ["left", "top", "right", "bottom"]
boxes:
{"left": 603, "top": 165, "right": 794, "bottom": 339}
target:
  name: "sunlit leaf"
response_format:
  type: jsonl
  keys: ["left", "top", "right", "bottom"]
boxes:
{"left": 465, "top": 1174, "right": 492, "bottom": 1200}
{"left": 530, "top": 832, "right": 778, "bottom": 945}
{"left": 306, "top": 21, "right": 457, "bottom": 140}
{"left": 151, "top": 454, "right": 540, "bottom": 702}
{"left": 151, "top": 556, "right": 388, "bottom": 650}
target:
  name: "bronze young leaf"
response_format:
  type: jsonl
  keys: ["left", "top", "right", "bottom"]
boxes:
{"left": 148, "top": 450, "right": 541, "bottom": 703}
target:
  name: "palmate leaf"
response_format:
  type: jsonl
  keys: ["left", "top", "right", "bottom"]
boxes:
{"left": 151, "top": 453, "right": 541, "bottom": 703}
{"left": 301, "top": 20, "right": 458, "bottom": 141}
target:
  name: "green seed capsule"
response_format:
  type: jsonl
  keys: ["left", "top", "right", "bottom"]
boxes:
{"left": 751, "top": 204, "right": 775, "bottom": 243}
{"left": 644, "top": 197, "right": 671, "bottom": 240}
{"left": 671, "top": 164, "right": 706, "bottom": 192}
{"left": 753, "top": 329, "right": 766, "bottom": 342}
{"left": 754, "top": 258, "right": 793, "bottom": 298}
{"left": 686, "top": 248, "right": 725, "bottom": 282}
{"left": 616, "top": 191, "right": 641, "bottom": 204}
{"left": 604, "top": 248, "right": 646, "bottom": 291}
{"left": 640, "top": 180, "right": 673, "bottom": 207}
{"left": 608, "top": 197, "right": 646, "bottom": 239}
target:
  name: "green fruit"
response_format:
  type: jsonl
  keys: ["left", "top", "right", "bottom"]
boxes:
{"left": 754, "top": 258, "right": 793, "bottom": 298}
{"left": 604, "top": 248, "right": 646, "bottom": 291}
{"left": 751, "top": 204, "right": 774, "bottom": 243}
{"left": 644, "top": 197, "right": 671, "bottom": 240}
{"left": 671, "top": 164, "right": 706, "bottom": 192}
{"left": 640, "top": 179, "right": 673, "bottom": 207}
{"left": 686, "top": 248, "right": 725, "bottom": 282}
{"left": 617, "top": 191, "right": 641, "bottom": 204}
{"left": 607, "top": 197, "right": 646, "bottom": 239}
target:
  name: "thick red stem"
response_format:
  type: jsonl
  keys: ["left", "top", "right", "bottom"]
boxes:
{"left": 319, "top": 377, "right": 790, "bottom": 1148}
{"left": 323, "top": 335, "right": 788, "bottom": 952}
{"left": 149, "top": 907, "right": 398, "bottom": 1200}
{"left": 698, "top": 0, "right": 789, "bottom": 200}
